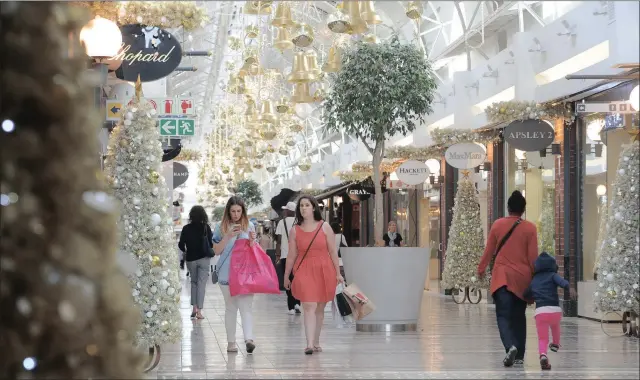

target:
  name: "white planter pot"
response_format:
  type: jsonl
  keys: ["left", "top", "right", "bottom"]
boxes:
{"left": 341, "top": 246, "right": 430, "bottom": 332}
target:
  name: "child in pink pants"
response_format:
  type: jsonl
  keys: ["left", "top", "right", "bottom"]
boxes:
{"left": 524, "top": 252, "right": 569, "bottom": 370}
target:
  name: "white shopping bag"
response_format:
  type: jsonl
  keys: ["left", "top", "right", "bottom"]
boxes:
{"left": 331, "top": 283, "right": 354, "bottom": 327}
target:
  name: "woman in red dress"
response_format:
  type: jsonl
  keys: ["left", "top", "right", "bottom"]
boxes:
{"left": 284, "top": 196, "right": 344, "bottom": 355}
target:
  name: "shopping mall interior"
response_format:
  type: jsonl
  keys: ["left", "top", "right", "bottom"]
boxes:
{"left": 1, "top": 1, "right": 639, "bottom": 379}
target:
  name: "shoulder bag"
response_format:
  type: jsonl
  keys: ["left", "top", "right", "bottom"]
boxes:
{"left": 489, "top": 218, "right": 522, "bottom": 273}
{"left": 203, "top": 223, "right": 214, "bottom": 258}
{"left": 289, "top": 223, "right": 322, "bottom": 282}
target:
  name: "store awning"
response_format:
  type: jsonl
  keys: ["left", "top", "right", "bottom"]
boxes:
{"left": 314, "top": 182, "right": 351, "bottom": 201}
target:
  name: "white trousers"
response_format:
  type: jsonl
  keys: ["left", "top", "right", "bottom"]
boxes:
{"left": 219, "top": 285, "right": 254, "bottom": 343}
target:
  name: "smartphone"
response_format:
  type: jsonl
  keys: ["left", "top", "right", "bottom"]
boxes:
{"left": 232, "top": 224, "right": 241, "bottom": 231}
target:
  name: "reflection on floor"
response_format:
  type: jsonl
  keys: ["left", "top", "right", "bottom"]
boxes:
{"left": 148, "top": 271, "right": 640, "bottom": 379}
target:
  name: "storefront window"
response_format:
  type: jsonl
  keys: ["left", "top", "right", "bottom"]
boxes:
{"left": 505, "top": 143, "right": 556, "bottom": 254}
{"left": 581, "top": 114, "right": 634, "bottom": 280}
{"left": 420, "top": 159, "right": 442, "bottom": 290}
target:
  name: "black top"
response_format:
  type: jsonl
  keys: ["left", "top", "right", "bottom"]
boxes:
{"left": 523, "top": 252, "right": 570, "bottom": 308}
{"left": 178, "top": 222, "right": 213, "bottom": 262}
{"left": 382, "top": 232, "right": 403, "bottom": 247}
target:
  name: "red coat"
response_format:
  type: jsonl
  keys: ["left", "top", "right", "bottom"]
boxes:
{"left": 478, "top": 216, "right": 539, "bottom": 300}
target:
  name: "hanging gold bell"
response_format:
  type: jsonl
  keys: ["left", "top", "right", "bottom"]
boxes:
{"left": 276, "top": 97, "right": 290, "bottom": 113}
{"left": 244, "top": 1, "right": 272, "bottom": 15}
{"left": 271, "top": 2, "right": 294, "bottom": 27}
{"left": 285, "top": 138, "right": 296, "bottom": 147}
{"left": 258, "top": 99, "right": 278, "bottom": 124}
{"left": 259, "top": 123, "right": 278, "bottom": 140}
{"left": 273, "top": 26, "right": 294, "bottom": 52}
{"left": 291, "top": 23, "right": 314, "bottom": 48}
{"left": 247, "top": 62, "right": 264, "bottom": 76}
{"left": 314, "top": 82, "right": 326, "bottom": 102}
{"left": 287, "top": 51, "right": 317, "bottom": 83}
{"left": 245, "top": 101, "right": 259, "bottom": 124}
{"left": 255, "top": 151, "right": 265, "bottom": 159}
{"left": 305, "top": 50, "right": 322, "bottom": 79}
{"left": 290, "top": 121, "right": 303, "bottom": 133}
{"left": 245, "top": 25, "right": 259, "bottom": 39}
{"left": 278, "top": 146, "right": 289, "bottom": 156}
{"left": 266, "top": 144, "right": 276, "bottom": 153}
{"left": 344, "top": 0, "right": 368, "bottom": 34}
{"left": 298, "top": 157, "right": 312, "bottom": 172}
{"left": 322, "top": 45, "right": 342, "bottom": 72}
{"left": 253, "top": 161, "right": 264, "bottom": 170}
{"left": 243, "top": 47, "right": 259, "bottom": 65}
{"left": 327, "top": 10, "right": 351, "bottom": 33}
{"left": 406, "top": 1, "right": 422, "bottom": 19}
{"left": 227, "top": 73, "right": 246, "bottom": 94}
{"left": 291, "top": 83, "right": 314, "bottom": 103}
{"left": 266, "top": 165, "right": 277, "bottom": 173}
{"left": 360, "top": 1, "right": 382, "bottom": 25}
{"left": 363, "top": 33, "right": 379, "bottom": 43}
{"left": 221, "top": 166, "right": 230, "bottom": 175}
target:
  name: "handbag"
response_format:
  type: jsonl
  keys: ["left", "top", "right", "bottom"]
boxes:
{"left": 342, "top": 283, "right": 375, "bottom": 321}
{"left": 202, "top": 223, "right": 214, "bottom": 258}
{"left": 290, "top": 223, "right": 322, "bottom": 282}
{"left": 335, "top": 293, "right": 353, "bottom": 317}
{"left": 489, "top": 218, "right": 522, "bottom": 273}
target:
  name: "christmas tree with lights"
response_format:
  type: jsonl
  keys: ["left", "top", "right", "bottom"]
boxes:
{"left": 442, "top": 172, "right": 489, "bottom": 290}
{"left": 105, "top": 80, "right": 182, "bottom": 347}
{"left": 594, "top": 138, "right": 639, "bottom": 314}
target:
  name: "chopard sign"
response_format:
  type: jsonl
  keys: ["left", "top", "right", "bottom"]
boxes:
{"left": 112, "top": 24, "right": 183, "bottom": 82}
{"left": 504, "top": 119, "right": 555, "bottom": 152}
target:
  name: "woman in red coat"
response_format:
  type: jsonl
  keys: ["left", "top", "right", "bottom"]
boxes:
{"left": 478, "top": 190, "right": 539, "bottom": 367}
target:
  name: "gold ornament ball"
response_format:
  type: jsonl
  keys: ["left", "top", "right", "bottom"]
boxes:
{"left": 151, "top": 255, "right": 161, "bottom": 267}
{"left": 148, "top": 171, "right": 160, "bottom": 184}
{"left": 119, "top": 139, "right": 129, "bottom": 148}
{"left": 460, "top": 232, "right": 465, "bottom": 236}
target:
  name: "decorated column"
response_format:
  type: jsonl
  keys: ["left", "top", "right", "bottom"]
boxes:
{"left": 105, "top": 79, "right": 182, "bottom": 347}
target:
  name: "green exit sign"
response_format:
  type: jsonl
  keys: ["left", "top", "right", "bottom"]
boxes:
{"left": 159, "top": 118, "right": 196, "bottom": 137}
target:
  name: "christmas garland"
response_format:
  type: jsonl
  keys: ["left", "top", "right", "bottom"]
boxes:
{"left": 176, "top": 148, "right": 201, "bottom": 162}
{"left": 74, "top": 1, "right": 208, "bottom": 31}
{"left": 430, "top": 127, "right": 501, "bottom": 146}
{"left": 485, "top": 100, "right": 574, "bottom": 125}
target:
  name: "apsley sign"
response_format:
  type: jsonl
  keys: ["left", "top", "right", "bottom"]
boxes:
{"left": 346, "top": 184, "right": 371, "bottom": 201}
{"left": 504, "top": 119, "right": 555, "bottom": 152}
{"left": 445, "top": 143, "right": 486, "bottom": 169}
{"left": 395, "top": 160, "right": 430, "bottom": 185}
{"left": 111, "top": 24, "right": 182, "bottom": 82}
{"left": 173, "top": 162, "right": 189, "bottom": 189}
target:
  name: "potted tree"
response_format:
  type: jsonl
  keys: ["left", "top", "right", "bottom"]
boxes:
{"left": 324, "top": 36, "right": 437, "bottom": 331}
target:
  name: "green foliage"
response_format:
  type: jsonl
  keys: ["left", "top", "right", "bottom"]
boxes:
{"left": 323, "top": 37, "right": 438, "bottom": 147}
{"left": 212, "top": 206, "right": 225, "bottom": 221}
{"left": 235, "top": 179, "right": 263, "bottom": 208}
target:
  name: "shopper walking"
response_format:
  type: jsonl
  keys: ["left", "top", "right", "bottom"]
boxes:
{"left": 477, "top": 190, "right": 539, "bottom": 367}
{"left": 383, "top": 221, "right": 405, "bottom": 247}
{"left": 276, "top": 202, "right": 301, "bottom": 314}
{"left": 283, "top": 196, "right": 344, "bottom": 355}
{"left": 331, "top": 222, "right": 348, "bottom": 280}
{"left": 212, "top": 196, "right": 258, "bottom": 354}
{"left": 524, "top": 252, "right": 570, "bottom": 370}
{"left": 178, "top": 205, "right": 214, "bottom": 320}
{"left": 213, "top": 196, "right": 256, "bottom": 354}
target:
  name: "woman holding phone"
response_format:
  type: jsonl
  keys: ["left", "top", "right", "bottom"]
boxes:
{"left": 212, "top": 196, "right": 258, "bottom": 354}
{"left": 283, "top": 196, "right": 344, "bottom": 355}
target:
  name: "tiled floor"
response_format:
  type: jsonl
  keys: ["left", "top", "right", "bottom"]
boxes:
{"left": 149, "top": 271, "right": 640, "bottom": 379}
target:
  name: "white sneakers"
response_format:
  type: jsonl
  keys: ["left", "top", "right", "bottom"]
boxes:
{"left": 288, "top": 309, "right": 295, "bottom": 315}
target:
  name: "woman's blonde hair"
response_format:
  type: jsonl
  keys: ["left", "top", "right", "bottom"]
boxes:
{"left": 221, "top": 196, "right": 249, "bottom": 234}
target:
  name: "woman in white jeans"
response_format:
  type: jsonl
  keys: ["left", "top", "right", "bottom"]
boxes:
{"left": 212, "top": 196, "right": 257, "bottom": 354}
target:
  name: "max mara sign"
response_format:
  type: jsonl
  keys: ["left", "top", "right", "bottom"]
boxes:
{"left": 445, "top": 143, "right": 487, "bottom": 169}
{"left": 504, "top": 119, "right": 555, "bottom": 152}
{"left": 395, "top": 160, "right": 430, "bottom": 185}
{"left": 111, "top": 24, "right": 183, "bottom": 82}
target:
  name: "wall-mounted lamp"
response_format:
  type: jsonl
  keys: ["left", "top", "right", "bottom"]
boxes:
{"left": 529, "top": 37, "right": 545, "bottom": 53}
{"left": 475, "top": 162, "right": 492, "bottom": 173}
{"left": 482, "top": 65, "right": 499, "bottom": 78}
{"left": 630, "top": 84, "right": 639, "bottom": 111}
{"left": 596, "top": 184, "right": 607, "bottom": 196}
{"left": 585, "top": 142, "right": 604, "bottom": 157}
{"left": 429, "top": 175, "right": 445, "bottom": 186}
{"left": 537, "top": 144, "right": 562, "bottom": 157}
{"left": 557, "top": 20, "right": 577, "bottom": 37}
{"left": 504, "top": 51, "right": 515, "bottom": 65}
{"left": 80, "top": 16, "right": 122, "bottom": 60}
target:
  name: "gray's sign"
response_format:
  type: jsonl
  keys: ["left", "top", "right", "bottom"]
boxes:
{"left": 173, "top": 162, "right": 189, "bottom": 189}
{"left": 347, "top": 184, "right": 371, "bottom": 201}
{"left": 504, "top": 119, "right": 555, "bottom": 152}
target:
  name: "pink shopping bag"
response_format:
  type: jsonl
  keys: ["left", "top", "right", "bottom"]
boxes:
{"left": 229, "top": 240, "right": 280, "bottom": 296}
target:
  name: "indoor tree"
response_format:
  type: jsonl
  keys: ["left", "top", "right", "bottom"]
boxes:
{"left": 324, "top": 37, "right": 437, "bottom": 243}
{"left": 594, "top": 138, "right": 639, "bottom": 314}
{"left": 441, "top": 174, "right": 489, "bottom": 290}
{"left": 105, "top": 83, "right": 182, "bottom": 347}
{"left": 235, "top": 178, "right": 263, "bottom": 209}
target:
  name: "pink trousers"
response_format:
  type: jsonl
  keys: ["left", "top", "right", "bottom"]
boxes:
{"left": 534, "top": 312, "right": 562, "bottom": 355}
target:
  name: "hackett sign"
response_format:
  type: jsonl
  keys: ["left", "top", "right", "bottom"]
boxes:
{"left": 395, "top": 160, "right": 430, "bottom": 185}
{"left": 112, "top": 24, "right": 182, "bottom": 82}
{"left": 445, "top": 143, "right": 486, "bottom": 169}
{"left": 504, "top": 119, "right": 555, "bottom": 152}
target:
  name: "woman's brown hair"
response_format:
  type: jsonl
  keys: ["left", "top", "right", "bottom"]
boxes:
{"left": 221, "top": 196, "right": 249, "bottom": 234}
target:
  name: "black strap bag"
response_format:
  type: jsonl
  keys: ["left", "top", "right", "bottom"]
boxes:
{"left": 489, "top": 218, "right": 522, "bottom": 273}
{"left": 290, "top": 223, "right": 323, "bottom": 282}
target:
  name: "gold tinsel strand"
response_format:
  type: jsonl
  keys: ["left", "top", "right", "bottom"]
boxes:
{"left": 0, "top": 2, "right": 143, "bottom": 378}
